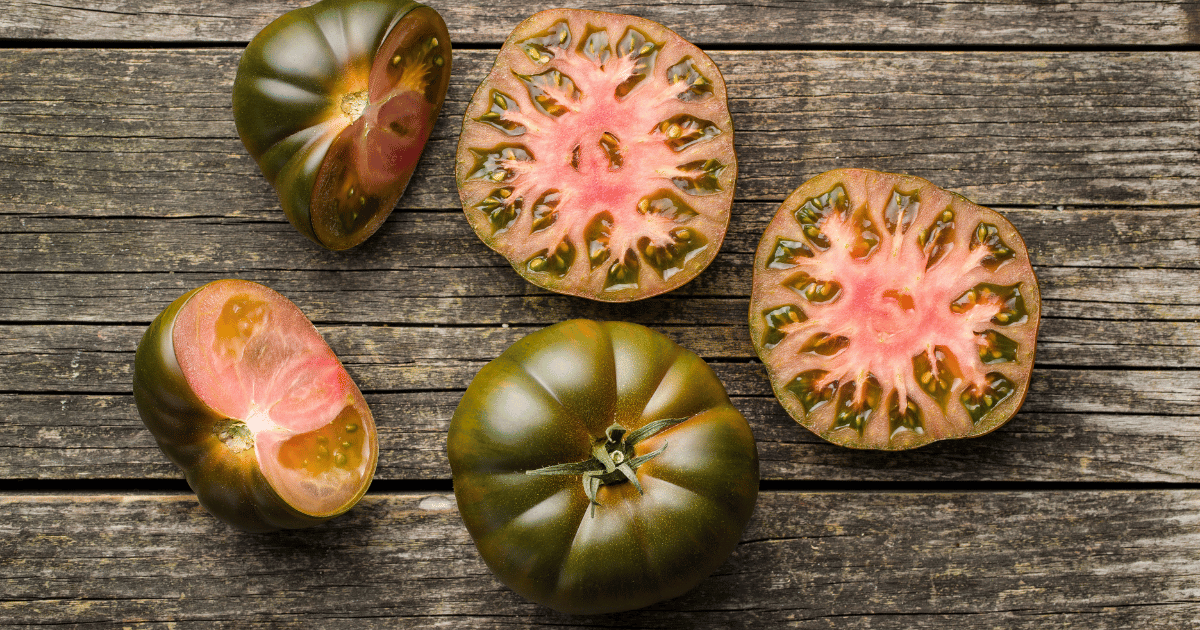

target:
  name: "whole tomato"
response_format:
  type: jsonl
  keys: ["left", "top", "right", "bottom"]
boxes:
{"left": 448, "top": 320, "right": 759, "bottom": 614}
{"left": 133, "top": 280, "right": 377, "bottom": 532}
{"left": 233, "top": 0, "right": 451, "bottom": 250}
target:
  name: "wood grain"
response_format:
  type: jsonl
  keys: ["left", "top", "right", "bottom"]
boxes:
{"left": 1, "top": 491, "right": 1197, "bottom": 627}
{"left": 1, "top": 49, "right": 1197, "bottom": 213}
{"left": 3, "top": 0, "right": 1198, "bottom": 625}
{"left": 5, "top": 207, "right": 1199, "bottom": 272}
{"left": 4, "top": 206, "right": 1197, "bottom": 327}
{"left": 3, "top": 321, "right": 1197, "bottom": 481}
{"left": 3, "top": 0, "right": 1199, "bottom": 46}
{"left": 4, "top": 390, "right": 1198, "bottom": 482}
{"left": 5, "top": 322, "right": 1199, "bottom": 391}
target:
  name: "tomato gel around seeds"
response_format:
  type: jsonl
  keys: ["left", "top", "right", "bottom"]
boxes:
{"left": 448, "top": 320, "right": 759, "bottom": 614}
{"left": 750, "top": 169, "right": 1041, "bottom": 450}
{"left": 456, "top": 9, "right": 737, "bottom": 301}
{"left": 133, "top": 280, "right": 377, "bottom": 531}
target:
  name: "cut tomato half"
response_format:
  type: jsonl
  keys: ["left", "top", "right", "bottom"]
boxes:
{"left": 133, "top": 280, "right": 377, "bottom": 531}
{"left": 456, "top": 9, "right": 736, "bottom": 301}
{"left": 750, "top": 169, "right": 1041, "bottom": 450}
{"left": 233, "top": 0, "right": 452, "bottom": 250}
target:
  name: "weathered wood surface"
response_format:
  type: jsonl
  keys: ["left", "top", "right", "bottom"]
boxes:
{"left": 2, "top": 0, "right": 1199, "bottom": 624}
{"left": 2, "top": 491, "right": 1199, "bottom": 628}
{"left": 2, "top": 49, "right": 1198, "bottom": 211}
{"left": 3, "top": 0, "right": 1199, "bottom": 46}
{"left": 4, "top": 389, "right": 1199, "bottom": 482}
{"left": 5, "top": 206, "right": 1200, "bottom": 271}
{"left": 3, "top": 321, "right": 1198, "bottom": 481}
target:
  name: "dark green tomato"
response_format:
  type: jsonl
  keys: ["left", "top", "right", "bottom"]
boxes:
{"left": 133, "top": 280, "right": 378, "bottom": 532}
{"left": 233, "top": 0, "right": 451, "bottom": 250}
{"left": 448, "top": 320, "right": 759, "bottom": 614}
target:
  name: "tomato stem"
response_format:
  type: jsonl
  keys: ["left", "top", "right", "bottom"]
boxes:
{"left": 525, "top": 417, "right": 687, "bottom": 517}
{"left": 213, "top": 418, "right": 254, "bottom": 454}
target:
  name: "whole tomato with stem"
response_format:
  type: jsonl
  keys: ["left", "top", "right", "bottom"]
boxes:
{"left": 448, "top": 320, "right": 759, "bottom": 614}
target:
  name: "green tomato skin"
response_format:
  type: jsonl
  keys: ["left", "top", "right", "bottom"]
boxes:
{"left": 133, "top": 283, "right": 334, "bottom": 532}
{"left": 233, "top": 0, "right": 451, "bottom": 250}
{"left": 448, "top": 320, "right": 760, "bottom": 614}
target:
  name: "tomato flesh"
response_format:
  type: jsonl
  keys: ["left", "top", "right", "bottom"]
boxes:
{"left": 169, "top": 281, "right": 376, "bottom": 518}
{"left": 750, "top": 169, "right": 1041, "bottom": 449}
{"left": 457, "top": 10, "right": 736, "bottom": 301}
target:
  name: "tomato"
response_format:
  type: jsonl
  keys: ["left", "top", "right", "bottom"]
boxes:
{"left": 750, "top": 169, "right": 1041, "bottom": 450}
{"left": 133, "top": 280, "right": 377, "bottom": 531}
{"left": 455, "top": 10, "right": 737, "bottom": 301}
{"left": 447, "top": 320, "right": 759, "bottom": 614}
{"left": 233, "top": 0, "right": 451, "bottom": 250}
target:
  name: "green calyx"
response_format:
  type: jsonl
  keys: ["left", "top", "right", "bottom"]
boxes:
{"left": 526, "top": 417, "right": 687, "bottom": 517}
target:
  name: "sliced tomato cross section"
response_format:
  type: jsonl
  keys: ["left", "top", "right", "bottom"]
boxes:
{"left": 456, "top": 9, "right": 736, "bottom": 301}
{"left": 750, "top": 169, "right": 1041, "bottom": 450}
{"left": 134, "top": 280, "right": 377, "bottom": 531}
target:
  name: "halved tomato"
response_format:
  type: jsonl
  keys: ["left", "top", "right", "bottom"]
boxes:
{"left": 456, "top": 9, "right": 736, "bottom": 301}
{"left": 233, "top": 0, "right": 451, "bottom": 250}
{"left": 750, "top": 169, "right": 1041, "bottom": 450}
{"left": 133, "top": 280, "right": 377, "bottom": 531}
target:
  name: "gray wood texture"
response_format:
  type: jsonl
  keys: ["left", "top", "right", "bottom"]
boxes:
{"left": 2, "top": 491, "right": 1198, "bottom": 628}
{"left": 2, "top": 49, "right": 1198, "bottom": 211}
{"left": 3, "top": 0, "right": 1199, "bottom": 45}
{"left": 1, "top": 0, "right": 1198, "bottom": 625}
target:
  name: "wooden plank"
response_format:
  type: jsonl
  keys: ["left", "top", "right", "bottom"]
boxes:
{"left": 4, "top": 392, "right": 1198, "bottom": 482}
{"left": 2, "top": 324, "right": 1196, "bottom": 481}
{"left": 1, "top": 491, "right": 1197, "bottom": 627}
{"left": 5, "top": 207, "right": 1199, "bottom": 272}
{"left": 2, "top": 262, "right": 1197, "bottom": 359}
{"left": 2, "top": 266, "right": 1198, "bottom": 324}
{"left": 3, "top": 208, "right": 1197, "bottom": 323}
{"left": 1, "top": 49, "right": 1197, "bottom": 211}
{"left": 4, "top": 322, "right": 1198, "bottom": 390}
{"left": 2, "top": 0, "right": 1198, "bottom": 46}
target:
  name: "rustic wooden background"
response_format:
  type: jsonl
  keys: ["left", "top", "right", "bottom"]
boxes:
{"left": 2, "top": 0, "right": 1198, "bottom": 627}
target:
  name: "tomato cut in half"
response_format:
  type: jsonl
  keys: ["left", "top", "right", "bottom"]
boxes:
{"left": 750, "top": 169, "right": 1041, "bottom": 450}
{"left": 133, "top": 280, "right": 377, "bottom": 531}
{"left": 456, "top": 10, "right": 737, "bottom": 301}
{"left": 448, "top": 320, "right": 759, "bottom": 614}
{"left": 233, "top": 0, "right": 451, "bottom": 250}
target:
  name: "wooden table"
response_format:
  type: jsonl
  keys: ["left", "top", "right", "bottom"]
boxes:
{"left": 3, "top": 1, "right": 1198, "bottom": 626}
